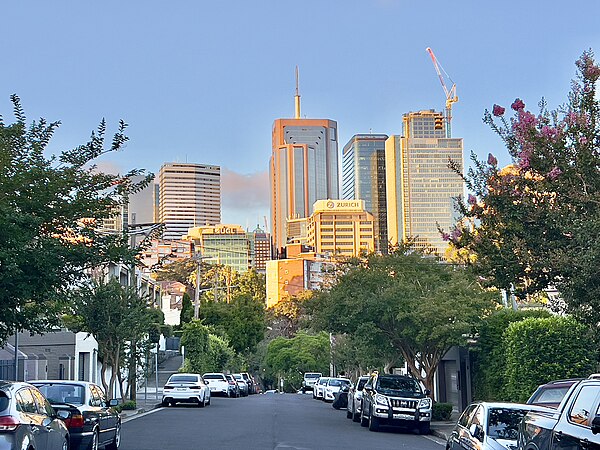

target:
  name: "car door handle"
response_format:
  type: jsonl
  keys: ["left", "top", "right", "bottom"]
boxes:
{"left": 580, "top": 438, "right": 590, "bottom": 449}
{"left": 554, "top": 431, "right": 563, "bottom": 442}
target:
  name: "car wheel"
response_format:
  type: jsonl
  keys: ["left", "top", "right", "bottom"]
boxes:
{"left": 61, "top": 435, "right": 69, "bottom": 450}
{"left": 368, "top": 411, "right": 379, "bottom": 432}
{"left": 417, "top": 422, "right": 430, "bottom": 435}
{"left": 352, "top": 409, "right": 360, "bottom": 423}
{"left": 89, "top": 429, "right": 99, "bottom": 450}
{"left": 106, "top": 421, "right": 121, "bottom": 450}
{"left": 161, "top": 399, "right": 170, "bottom": 407}
{"left": 360, "top": 405, "right": 369, "bottom": 427}
{"left": 346, "top": 407, "right": 352, "bottom": 419}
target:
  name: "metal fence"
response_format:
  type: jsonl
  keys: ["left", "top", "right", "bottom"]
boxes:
{"left": 0, "top": 360, "right": 15, "bottom": 380}
{"left": 165, "top": 337, "right": 180, "bottom": 351}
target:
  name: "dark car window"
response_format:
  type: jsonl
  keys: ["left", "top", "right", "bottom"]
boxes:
{"left": 0, "top": 392, "right": 9, "bottom": 413}
{"left": 35, "top": 383, "right": 85, "bottom": 405}
{"left": 376, "top": 376, "right": 422, "bottom": 397}
{"left": 202, "top": 374, "right": 225, "bottom": 381}
{"left": 171, "top": 375, "right": 200, "bottom": 383}
{"left": 487, "top": 408, "right": 529, "bottom": 439}
{"left": 329, "top": 379, "right": 349, "bottom": 387}
{"left": 356, "top": 378, "right": 368, "bottom": 391}
{"left": 458, "top": 404, "right": 477, "bottom": 427}
{"left": 31, "top": 388, "right": 54, "bottom": 417}
{"left": 16, "top": 388, "right": 37, "bottom": 414}
{"left": 471, "top": 405, "right": 484, "bottom": 426}
{"left": 531, "top": 386, "right": 572, "bottom": 405}
{"left": 569, "top": 385, "right": 599, "bottom": 426}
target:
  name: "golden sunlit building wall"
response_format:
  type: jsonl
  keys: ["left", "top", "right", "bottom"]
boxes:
{"left": 266, "top": 259, "right": 307, "bottom": 308}
{"left": 385, "top": 110, "right": 464, "bottom": 256}
{"left": 307, "top": 199, "right": 375, "bottom": 258}
{"left": 184, "top": 224, "right": 250, "bottom": 273}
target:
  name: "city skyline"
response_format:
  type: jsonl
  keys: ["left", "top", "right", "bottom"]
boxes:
{"left": 2, "top": 1, "right": 599, "bottom": 227}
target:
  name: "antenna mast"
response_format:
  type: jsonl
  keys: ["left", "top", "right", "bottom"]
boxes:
{"left": 294, "top": 66, "right": 301, "bottom": 119}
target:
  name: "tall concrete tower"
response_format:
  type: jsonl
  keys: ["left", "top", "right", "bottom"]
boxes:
{"left": 385, "top": 110, "right": 464, "bottom": 256}
{"left": 270, "top": 69, "right": 339, "bottom": 256}
{"left": 158, "top": 163, "right": 220, "bottom": 240}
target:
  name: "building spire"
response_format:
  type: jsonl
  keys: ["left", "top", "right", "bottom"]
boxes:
{"left": 294, "top": 66, "right": 301, "bottom": 119}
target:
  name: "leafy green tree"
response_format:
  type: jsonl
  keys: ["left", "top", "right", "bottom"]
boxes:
{"left": 471, "top": 309, "right": 551, "bottom": 401}
{"left": 503, "top": 316, "right": 597, "bottom": 402}
{"left": 180, "top": 320, "right": 240, "bottom": 373}
{"left": 180, "top": 293, "right": 194, "bottom": 325}
{"left": 154, "top": 259, "right": 198, "bottom": 297}
{"left": 312, "top": 250, "right": 497, "bottom": 393}
{"left": 238, "top": 269, "right": 266, "bottom": 303}
{"left": 0, "top": 95, "right": 151, "bottom": 344}
{"left": 447, "top": 52, "right": 600, "bottom": 326}
{"left": 264, "top": 332, "right": 330, "bottom": 392}
{"left": 268, "top": 291, "right": 313, "bottom": 338}
{"left": 66, "top": 278, "right": 155, "bottom": 399}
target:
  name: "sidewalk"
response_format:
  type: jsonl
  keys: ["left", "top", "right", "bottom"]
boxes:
{"left": 430, "top": 420, "right": 455, "bottom": 441}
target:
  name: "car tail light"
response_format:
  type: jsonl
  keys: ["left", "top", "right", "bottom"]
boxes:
{"left": 229, "top": 381, "right": 236, "bottom": 385}
{"left": 163, "top": 385, "right": 174, "bottom": 390}
{"left": 64, "top": 414, "right": 84, "bottom": 429}
{"left": 0, "top": 416, "right": 19, "bottom": 431}
{"left": 190, "top": 385, "right": 202, "bottom": 390}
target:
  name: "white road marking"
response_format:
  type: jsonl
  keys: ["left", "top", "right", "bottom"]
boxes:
{"left": 121, "top": 407, "right": 165, "bottom": 423}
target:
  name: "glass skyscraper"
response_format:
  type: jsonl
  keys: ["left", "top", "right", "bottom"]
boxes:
{"left": 342, "top": 134, "right": 388, "bottom": 253}
{"left": 385, "top": 110, "right": 464, "bottom": 257}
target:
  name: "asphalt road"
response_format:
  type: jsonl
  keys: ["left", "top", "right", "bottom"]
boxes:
{"left": 120, "top": 392, "right": 445, "bottom": 449}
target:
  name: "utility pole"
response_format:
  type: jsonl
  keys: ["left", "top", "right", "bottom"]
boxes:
{"left": 194, "top": 257, "right": 202, "bottom": 319}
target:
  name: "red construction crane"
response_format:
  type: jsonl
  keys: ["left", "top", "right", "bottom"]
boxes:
{"left": 426, "top": 47, "right": 458, "bottom": 137}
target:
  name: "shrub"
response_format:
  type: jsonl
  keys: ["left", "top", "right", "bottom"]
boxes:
{"left": 114, "top": 400, "right": 136, "bottom": 412}
{"left": 503, "top": 316, "right": 596, "bottom": 403}
{"left": 432, "top": 402, "right": 453, "bottom": 421}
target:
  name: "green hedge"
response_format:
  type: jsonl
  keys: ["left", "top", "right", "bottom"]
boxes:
{"left": 503, "top": 316, "right": 596, "bottom": 403}
{"left": 432, "top": 402, "right": 453, "bottom": 421}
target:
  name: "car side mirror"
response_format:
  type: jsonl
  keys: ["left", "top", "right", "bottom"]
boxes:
{"left": 364, "top": 385, "right": 373, "bottom": 392}
{"left": 109, "top": 399, "right": 120, "bottom": 407}
{"left": 592, "top": 415, "right": 600, "bottom": 435}
{"left": 56, "top": 410, "right": 70, "bottom": 420}
{"left": 469, "top": 424, "right": 484, "bottom": 441}
{"left": 424, "top": 389, "right": 431, "bottom": 396}
{"left": 42, "top": 417, "right": 53, "bottom": 427}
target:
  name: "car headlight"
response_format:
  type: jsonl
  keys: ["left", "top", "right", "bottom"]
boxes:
{"left": 418, "top": 397, "right": 432, "bottom": 409}
{"left": 375, "top": 394, "right": 389, "bottom": 406}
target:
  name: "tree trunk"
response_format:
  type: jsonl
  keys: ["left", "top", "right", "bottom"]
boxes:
{"left": 100, "top": 361, "right": 109, "bottom": 395}
{"left": 129, "top": 339, "right": 137, "bottom": 401}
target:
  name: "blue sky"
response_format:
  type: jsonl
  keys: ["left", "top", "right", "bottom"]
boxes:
{"left": 2, "top": 0, "right": 599, "bottom": 227}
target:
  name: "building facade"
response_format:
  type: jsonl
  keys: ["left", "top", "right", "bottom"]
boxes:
{"left": 385, "top": 110, "right": 464, "bottom": 256}
{"left": 247, "top": 225, "right": 271, "bottom": 273}
{"left": 184, "top": 224, "right": 250, "bottom": 273}
{"left": 139, "top": 239, "right": 194, "bottom": 272}
{"left": 342, "top": 134, "right": 388, "bottom": 253}
{"left": 158, "top": 163, "right": 221, "bottom": 240}
{"left": 270, "top": 90, "right": 339, "bottom": 257}
{"left": 306, "top": 199, "right": 375, "bottom": 258}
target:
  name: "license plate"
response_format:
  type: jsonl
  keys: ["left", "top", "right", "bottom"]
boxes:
{"left": 177, "top": 388, "right": 186, "bottom": 391}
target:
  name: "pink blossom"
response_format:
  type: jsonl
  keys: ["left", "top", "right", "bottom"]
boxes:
{"left": 579, "top": 136, "right": 588, "bottom": 145}
{"left": 518, "top": 149, "right": 532, "bottom": 169}
{"left": 519, "top": 111, "right": 537, "bottom": 126}
{"left": 541, "top": 125, "right": 557, "bottom": 139}
{"left": 586, "top": 64, "right": 600, "bottom": 81}
{"left": 450, "top": 229, "right": 463, "bottom": 241}
{"left": 487, "top": 153, "right": 498, "bottom": 166}
{"left": 441, "top": 232, "right": 451, "bottom": 242}
{"left": 468, "top": 194, "right": 477, "bottom": 205}
{"left": 547, "top": 166, "right": 562, "bottom": 180}
{"left": 492, "top": 104, "right": 506, "bottom": 116}
{"left": 511, "top": 98, "right": 525, "bottom": 111}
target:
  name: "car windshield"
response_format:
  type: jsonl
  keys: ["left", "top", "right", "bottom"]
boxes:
{"left": 357, "top": 378, "right": 368, "bottom": 391}
{"left": 319, "top": 378, "right": 329, "bottom": 385}
{"left": 233, "top": 375, "right": 243, "bottom": 380}
{"left": 531, "top": 386, "right": 570, "bottom": 405}
{"left": 203, "top": 374, "right": 225, "bottom": 380}
{"left": 376, "top": 377, "right": 422, "bottom": 397}
{"left": 169, "top": 375, "right": 198, "bottom": 383}
{"left": 329, "top": 379, "right": 349, "bottom": 387}
{"left": 305, "top": 373, "right": 321, "bottom": 379}
{"left": 35, "top": 383, "right": 86, "bottom": 405}
{"left": 487, "top": 408, "right": 529, "bottom": 440}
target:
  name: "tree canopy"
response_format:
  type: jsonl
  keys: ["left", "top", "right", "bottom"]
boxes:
{"left": 447, "top": 51, "right": 600, "bottom": 327}
{"left": 311, "top": 250, "right": 497, "bottom": 393}
{"left": 0, "top": 95, "right": 151, "bottom": 344}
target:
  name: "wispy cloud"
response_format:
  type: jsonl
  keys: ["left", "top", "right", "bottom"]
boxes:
{"left": 221, "top": 168, "right": 270, "bottom": 228}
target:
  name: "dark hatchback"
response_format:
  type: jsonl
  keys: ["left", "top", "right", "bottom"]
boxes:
{"left": 0, "top": 380, "right": 69, "bottom": 450}
{"left": 32, "top": 381, "right": 120, "bottom": 450}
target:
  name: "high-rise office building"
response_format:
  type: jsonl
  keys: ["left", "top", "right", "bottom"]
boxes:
{"left": 385, "top": 110, "right": 463, "bottom": 256}
{"left": 247, "top": 225, "right": 271, "bottom": 273}
{"left": 184, "top": 224, "right": 250, "bottom": 273}
{"left": 342, "top": 134, "right": 388, "bottom": 253}
{"left": 158, "top": 163, "right": 220, "bottom": 240}
{"left": 270, "top": 74, "right": 339, "bottom": 256}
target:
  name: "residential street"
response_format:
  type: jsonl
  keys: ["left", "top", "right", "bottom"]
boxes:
{"left": 120, "top": 392, "right": 446, "bottom": 449}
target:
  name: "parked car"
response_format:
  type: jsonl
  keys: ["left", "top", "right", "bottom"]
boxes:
{"left": 161, "top": 373, "right": 210, "bottom": 407}
{"left": 347, "top": 376, "right": 369, "bottom": 422}
{"left": 240, "top": 373, "right": 255, "bottom": 394}
{"left": 0, "top": 380, "right": 70, "bottom": 450}
{"left": 301, "top": 373, "right": 322, "bottom": 393}
{"left": 518, "top": 375, "right": 600, "bottom": 449}
{"left": 232, "top": 374, "right": 248, "bottom": 396}
{"left": 203, "top": 373, "right": 230, "bottom": 397}
{"left": 527, "top": 378, "right": 584, "bottom": 409}
{"left": 332, "top": 384, "right": 350, "bottom": 410}
{"left": 360, "top": 372, "right": 432, "bottom": 434}
{"left": 313, "top": 377, "right": 330, "bottom": 400}
{"left": 447, "top": 401, "right": 551, "bottom": 450}
{"left": 324, "top": 378, "right": 351, "bottom": 402}
{"left": 32, "top": 380, "right": 120, "bottom": 450}
{"left": 225, "top": 375, "right": 240, "bottom": 398}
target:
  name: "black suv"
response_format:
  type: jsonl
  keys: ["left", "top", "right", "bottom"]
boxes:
{"left": 360, "top": 373, "right": 432, "bottom": 433}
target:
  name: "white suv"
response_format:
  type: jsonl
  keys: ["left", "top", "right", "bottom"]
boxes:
{"left": 162, "top": 373, "right": 210, "bottom": 407}
{"left": 302, "top": 373, "right": 322, "bottom": 393}
{"left": 313, "top": 377, "right": 330, "bottom": 400}
{"left": 203, "top": 373, "right": 230, "bottom": 397}
{"left": 324, "top": 377, "right": 351, "bottom": 402}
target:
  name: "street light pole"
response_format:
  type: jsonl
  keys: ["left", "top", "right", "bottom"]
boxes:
{"left": 194, "top": 259, "right": 201, "bottom": 319}
{"left": 13, "top": 332, "right": 18, "bottom": 381}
